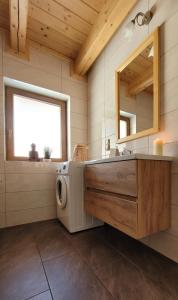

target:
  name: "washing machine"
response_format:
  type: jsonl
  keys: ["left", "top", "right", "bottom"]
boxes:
{"left": 56, "top": 161, "right": 103, "bottom": 233}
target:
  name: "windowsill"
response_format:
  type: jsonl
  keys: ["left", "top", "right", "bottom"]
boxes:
{"left": 5, "top": 159, "right": 65, "bottom": 164}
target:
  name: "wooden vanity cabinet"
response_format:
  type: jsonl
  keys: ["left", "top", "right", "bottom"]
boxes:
{"left": 84, "top": 159, "right": 171, "bottom": 239}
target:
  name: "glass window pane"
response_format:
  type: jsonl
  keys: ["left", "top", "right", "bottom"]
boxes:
{"left": 120, "top": 119, "right": 127, "bottom": 138}
{"left": 13, "top": 95, "right": 62, "bottom": 158}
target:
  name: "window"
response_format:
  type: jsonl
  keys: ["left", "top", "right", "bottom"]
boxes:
{"left": 5, "top": 87, "right": 67, "bottom": 161}
{"left": 120, "top": 116, "right": 130, "bottom": 139}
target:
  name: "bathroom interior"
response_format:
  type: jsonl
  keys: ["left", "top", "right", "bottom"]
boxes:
{"left": 0, "top": 0, "right": 178, "bottom": 299}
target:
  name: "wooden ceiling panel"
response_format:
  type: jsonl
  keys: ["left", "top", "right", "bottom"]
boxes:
{"left": 1, "top": 0, "right": 138, "bottom": 74}
{"left": 27, "top": 28, "right": 76, "bottom": 59}
{"left": 30, "top": 0, "right": 92, "bottom": 35}
{"left": 0, "top": 0, "right": 9, "bottom": 29}
{"left": 53, "top": 0, "right": 99, "bottom": 25}
{"left": 81, "top": 0, "right": 106, "bottom": 13}
{"left": 29, "top": 4, "right": 86, "bottom": 45}
{"left": 28, "top": 18, "right": 79, "bottom": 58}
{"left": 74, "top": 0, "right": 138, "bottom": 75}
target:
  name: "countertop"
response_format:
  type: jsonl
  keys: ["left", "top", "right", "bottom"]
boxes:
{"left": 85, "top": 153, "right": 174, "bottom": 165}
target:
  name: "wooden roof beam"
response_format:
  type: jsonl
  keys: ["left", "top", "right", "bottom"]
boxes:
{"left": 74, "top": 0, "right": 138, "bottom": 76}
{"left": 127, "top": 67, "right": 153, "bottom": 96}
{"left": 9, "top": 0, "right": 18, "bottom": 51}
{"left": 9, "top": 0, "right": 28, "bottom": 53}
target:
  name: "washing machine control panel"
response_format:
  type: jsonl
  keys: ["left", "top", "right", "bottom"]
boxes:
{"left": 56, "top": 162, "right": 69, "bottom": 175}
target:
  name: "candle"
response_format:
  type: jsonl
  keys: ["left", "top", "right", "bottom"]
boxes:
{"left": 153, "top": 138, "right": 163, "bottom": 155}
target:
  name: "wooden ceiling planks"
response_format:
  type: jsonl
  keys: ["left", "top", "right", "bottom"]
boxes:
{"left": 30, "top": 0, "right": 92, "bottom": 35}
{"left": 0, "top": 0, "right": 9, "bottom": 30}
{"left": 28, "top": 17, "right": 80, "bottom": 58}
{"left": 28, "top": 3, "right": 87, "bottom": 45}
{"left": 53, "top": 0, "right": 98, "bottom": 25}
{"left": 81, "top": 0, "right": 106, "bottom": 13}
{"left": 0, "top": 0, "right": 139, "bottom": 75}
{"left": 74, "top": 0, "right": 138, "bottom": 75}
{"left": 27, "top": 0, "right": 103, "bottom": 61}
{"left": 28, "top": 28, "right": 78, "bottom": 59}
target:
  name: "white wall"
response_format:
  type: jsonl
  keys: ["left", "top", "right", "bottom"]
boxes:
{"left": 0, "top": 29, "right": 88, "bottom": 228}
{"left": 88, "top": 0, "right": 178, "bottom": 262}
{"left": 120, "top": 82, "right": 153, "bottom": 134}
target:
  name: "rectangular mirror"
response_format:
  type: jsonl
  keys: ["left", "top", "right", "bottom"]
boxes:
{"left": 115, "top": 28, "right": 160, "bottom": 143}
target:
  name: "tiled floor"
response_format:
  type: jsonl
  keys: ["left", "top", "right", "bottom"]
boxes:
{"left": 0, "top": 220, "right": 178, "bottom": 300}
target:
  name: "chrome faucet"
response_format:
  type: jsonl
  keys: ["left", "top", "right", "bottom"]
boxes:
{"left": 121, "top": 147, "right": 133, "bottom": 156}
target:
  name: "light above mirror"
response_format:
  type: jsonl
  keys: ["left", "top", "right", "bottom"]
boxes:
{"left": 124, "top": 10, "right": 153, "bottom": 39}
{"left": 115, "top": 28, "right": 160, "bottom": 144}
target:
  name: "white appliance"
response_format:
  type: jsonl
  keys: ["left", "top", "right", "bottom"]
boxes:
{"left": 56, "top": 161, "right": 103, "bottom": 233}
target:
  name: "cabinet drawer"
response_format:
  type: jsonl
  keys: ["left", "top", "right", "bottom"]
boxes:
{"left": 85, "top": 190, "right": 137, "bottom": 237}
{"left": 85, "top": 160, "right": 137, "bottom": 197}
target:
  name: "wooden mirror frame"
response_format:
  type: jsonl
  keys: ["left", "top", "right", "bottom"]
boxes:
{"left": 115, "top": 28, "right": 160, "bottom": 144}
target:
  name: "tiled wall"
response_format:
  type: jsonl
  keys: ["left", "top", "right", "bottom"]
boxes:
{"left": 88, "top": 0, "right": 178, "bottom": 262}
{"left": 0, "top": 29, "right": 88, "bottom": 228}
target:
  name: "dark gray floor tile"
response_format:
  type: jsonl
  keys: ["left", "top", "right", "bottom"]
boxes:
{"left": 72, "top": 233, "right": 120, "bottom": 274}
{"left": 0, "top": 244, "right": 48, "bottom": 300}
{"left": 99, "top": 225, "right": 178, "bottom": 299}
{"left": 0, "top": 223, "right": 34, "bottom": 256}
{"left": 32, "top": 220, "right": 73, "bottom": 261}
{"left": 27, "top": 290, "right": 52, "bottom": 300}
{"left": 97, "top": 256, "right": 174, "bottom": 300}
{"left": 44, "top": 252, "right": 113, "bottom": 300}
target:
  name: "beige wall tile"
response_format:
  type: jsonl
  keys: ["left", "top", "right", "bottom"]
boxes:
{"left": 163, "top": 142, "right": 178, "bottom": 173}
{"left": 3, "top": 56, "right": 60, "bottom": 92}
{"left": 161, "top": 45, "right": 178, "bottom": 84}
{"left": 161, "top": 10, "right": 178, "bottom": 55}
{"left": 0, "top": 76, "right": 4, "bottom": 96}
{"left": 171, "top": 174, "right": 178, "bottom": 205}
{"left": 0, "top": 159, "right": 4, "bottom": 173}
{"left": 71, "top": 128, "right": 87, "bottom": 145}
{"left": 71, "top": 113, "right": 87, "bottom": 130}
{"left": 5, "top": 161, "right": 57, "bottom": 174}
{"left": 29, "top": 45, "right": 62, "bottom": 77}
{"left": 61, "top": 61, "right": 71, "bottom": 78}
{"left": 168, "top": 205, "right": 178, "bottom": 237}
{"left": 148, "top": 111, "right": 178, "bottom": 149}
{"left": 104, "top": 118, "right": 116, "bottom": 139}
{"left": 0, "top": 31, "right": 2, "bottom": 76}
{"left": 0, "top": 173, "right": 5, "bottom": 193}
{"left": 0, "top": 193, "right": 5, "bottom": 212}
{"left": 0, "top": 213, "right": 5, "bottom": 228}
{"left": 88, "top": 107, "right": 104, "bottom": 127}
{"left": 6, "top": 190, "right": 56, "bottom": 211}
{"left": 148, "top": 232, "right": 178, "bottom": 263}
{"left": 62, "top": 78, "right": 87, "bottom": 100}
{"left": 6, "top": 205, "right": 57, "bottom": 227}
{"left": 0, "top": 112, "right": 4, "bottom": 134}
{"left": 88, "top": 121, "right": 105, "bottom": 143}
{"left": 88, "top": 139, "right": 104, "bottom": 160}
{"left": 161, "top": 77, "right": 178, "bottom": 114}
{"left": 6, "top": 173, "right": 56, "bottom": 192}
{"left": 70, "top": 97, "right": 87, "bottom": 115}
{"left": 148, "top": 0, "right": 178, "bottom": 33}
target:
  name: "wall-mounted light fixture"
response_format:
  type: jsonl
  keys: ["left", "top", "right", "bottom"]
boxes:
{"left": 124, "top": 10, "right": 153, "bottom": 39}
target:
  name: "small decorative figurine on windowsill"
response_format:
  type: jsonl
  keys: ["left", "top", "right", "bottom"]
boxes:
{"left": 43, "top": 146, "right": 52, "bottom": 162}
{"left": 29, "top": 143, "right": 40, "bottom": 161}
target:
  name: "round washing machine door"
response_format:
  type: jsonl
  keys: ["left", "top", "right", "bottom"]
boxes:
{"left": 56, "top": 175, "right": 67, "bottom": 209}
